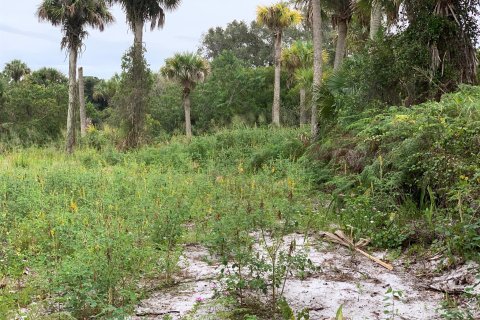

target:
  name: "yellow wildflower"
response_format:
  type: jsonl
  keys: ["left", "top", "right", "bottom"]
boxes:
{"left": 69, "top": 201, "right": 78, "bottom": 213}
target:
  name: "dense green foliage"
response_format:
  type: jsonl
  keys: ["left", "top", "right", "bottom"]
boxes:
{"left": 146, "top": 52, "right": 301, "bottom": 137}
{"left": 2, "top": 84, "right": 480, "bottom": 315}
{"left": 0, "top": 127, "right": 314, "bottom": 318}
{"left": 0, "top": 76, "right": 68, "bottom": 147}
{"left": 323, "top": 0, "right": 479, "bottom": 116}
{"left": 1, "top": 0, "right": 480, "bottom": 318}
{"left": 113, "top": 47, "right": 153, "bottom": 148}
{"left": 310, "top": 86, "right": 480, "bottom": 254}
{"left": 198, "top": 19, "right": 311, "bottom": 67}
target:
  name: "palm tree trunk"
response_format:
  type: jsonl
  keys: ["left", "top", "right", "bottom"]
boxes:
{"left": 334, "top": 19, "right": 348, "bottom": 71}
{"left": 125, "top": 17, "right": 145, "bottom": 149}
{"left": 183, "top": 91, "right": 192, "bottom": 138}
{"left": 134, "top": 18, "right": 144, "bottom": 57}
{"left": 66, "top": 47, "right": 78, "bottom": 154}
{"left": 370, "top": 1, "right": 383, "bottom": 40}
{"left": 78, "top": 66, "right": 87, "bottom": 137}
{"left": 272, "top": 32, "right": 282, "bottom": 127}
{"left": 311, "top": 0, "right": 323, "bottom": 137}
{"left": 299, "top": 87, "right": 307, "bottom": 125}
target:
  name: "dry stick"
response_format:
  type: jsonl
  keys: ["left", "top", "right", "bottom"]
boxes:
{"left": 320, "top": 231, "right": 394, "bottom": 271}
{"left": 279, "top": 239, "right": 295, "bottom": 298}
{"left": 136, "top": 310, "right": 180, "bottom": 317}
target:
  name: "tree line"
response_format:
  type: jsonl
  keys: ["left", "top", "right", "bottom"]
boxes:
{"left": 0, "top": 0, "right": 478, "bottom": 151}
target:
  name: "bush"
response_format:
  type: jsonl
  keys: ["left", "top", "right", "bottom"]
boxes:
{"left": 310, "top": 86, "right": 480, "bottom": 255}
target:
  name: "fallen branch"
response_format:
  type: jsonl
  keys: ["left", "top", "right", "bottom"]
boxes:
{"left": 423, "top": 285, "right": 465, "bottom": 295}
{"left": 319, "top": 230, "right": 394, "bottom": 271}
{"left": 135, "top": 309, "right": 181, "bottom": 317}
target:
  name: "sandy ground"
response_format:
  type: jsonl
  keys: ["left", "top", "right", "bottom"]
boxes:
{"left": 129, "top": 233, "right": 470, "bottom": 320}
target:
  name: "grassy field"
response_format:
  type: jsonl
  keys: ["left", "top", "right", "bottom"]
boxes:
{"left": 0, "top": 127, "right": 323, "bottom": 319}
{"left": 2, "top": 85, "right": 480, "bottom": 318}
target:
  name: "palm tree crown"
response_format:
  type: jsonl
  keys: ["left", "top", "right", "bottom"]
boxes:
{"left": 282, "top": 41, "right": 314, "bottom": 74}
{"left": 161, "top": 53, "right": 210, "bottom": 94}
{"left": 257, "top": 3, "right": 303, "bottom": 35}
{"left": 37, "top": 0, "right": 114, "bottom": 50}
{"left": 3, "top": 60, "right": 31, "bottom": 83}
{"left": 108, "top": 0, "right": 181, "bottom": 30}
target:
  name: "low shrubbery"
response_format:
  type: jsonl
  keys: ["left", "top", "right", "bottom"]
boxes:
{"left": 310, "top": 86, "right": 480, "bottom": 257}
{"left": 0, "top": 127, "right": 313, "bottom": 318}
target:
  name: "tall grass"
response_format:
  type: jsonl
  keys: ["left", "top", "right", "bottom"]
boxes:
{"left": 0, "top": 127, "right": 317, "bottom": 318}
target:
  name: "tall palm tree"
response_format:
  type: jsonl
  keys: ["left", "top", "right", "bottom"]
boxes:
{"left": 37, "top": 0, "right": 113, "bottom": 154}
{"left": 257, "top": 3, "right": 303, "bottom": 126}
{"left": 324, "top": 0, "right": 354, "bottom": 70}
{"left": 311, "top": 0, "right": 323, "bottom": 136}
{"left": 290, "top": 0, "right": 325, "bottom": 135}
{"left": 109, "top": 0, "right": 181, "bottom": 148}
{"left": 161, "top": 53, "right": 209, "bottom": 138}
{"left": 294, "top": 67, "right": 313, "bottom": 125}
{"left": 3, "top": 60, "right": 31, "bottom": 83}
{"left": 283, "top": 42, "right": 329, "bottom": 125}
{"left": 282, "top": 41, "right": 313, "bottom": 125}
{"left": 354, "top": 0, "right": 401, "bottom": 39}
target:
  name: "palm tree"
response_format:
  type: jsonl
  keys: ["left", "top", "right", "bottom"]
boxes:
{"left": 282, "top": 41, "right": 313, "bottom": 125}
{"left": 290, "top": 0, "right": 325, "bottom": 135}
{"left": 3, "top": 60, "right": 31, "bottom": 83}
{"left": 257, "top": 3, "right": 303, "bottom": 126}
{"left": 294, "top": 67, "right": 313, "bottom": 125}
{"left": 161, "top": 53, "right": 209, "bottom": 138}
{"left": 311, "top": 0, "right": 323, "bottom": 136}
{"left": 283, "top": 42, "right": 329, "bottom": 125}
{"left": 37, "top": 0, "right": 113, "bottom": 154}
{"left": 354, "top": 0, "right": 401, "bottom": 40}
{"left": 108, "top": 0, "right": 181, "bottom": 148}
{"left": 324, "top": 0, "right": 354, "bottom": 70}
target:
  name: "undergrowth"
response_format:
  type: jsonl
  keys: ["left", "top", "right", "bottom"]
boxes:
{"left": 0, "top": 127, "right": 317, "bottom": 319}
{"left": 1, "top": 86, "right": 480, "bottom": 319}
{"left": 309, "top": 85, "right": 480, "bottom": 260}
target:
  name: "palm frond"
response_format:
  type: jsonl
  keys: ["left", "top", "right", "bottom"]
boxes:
{"left": 161, "top": 52, "right": 210, "bottom": 92}
{"left": 257, "top": 2, "right": 303, "bottom": 33}
{"left": 37, "top": 0, "right": 114, "bottom": 50}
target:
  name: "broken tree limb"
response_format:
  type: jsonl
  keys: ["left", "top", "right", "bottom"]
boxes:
{"left": 353, "top": 247, "right": 394, "bottom": 271}
{"left": 320, "top": 230, "right": 394, "bottom": 271}
{"left": 135, "top": 309, "right": 181, "bottom": 317}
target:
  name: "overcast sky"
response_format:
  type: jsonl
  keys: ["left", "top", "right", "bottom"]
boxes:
{"left": 0, "top": 0, "right": 276, "bottom": 79}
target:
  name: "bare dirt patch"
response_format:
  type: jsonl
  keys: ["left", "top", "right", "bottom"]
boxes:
{"left": 131, "top": 234, "right": 474, "bottom": 319}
